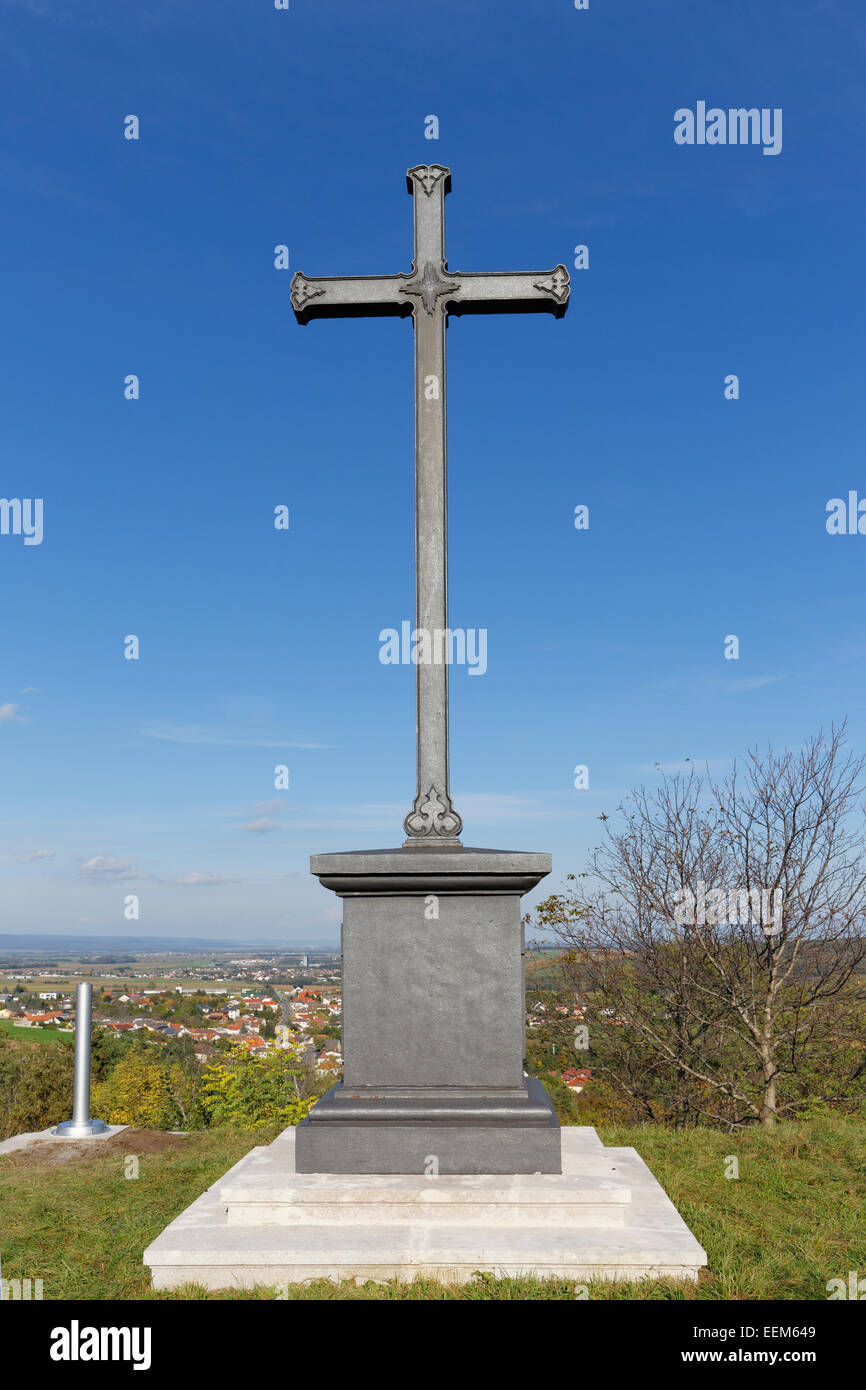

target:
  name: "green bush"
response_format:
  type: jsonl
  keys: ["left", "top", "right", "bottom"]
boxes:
{"left": 0, "top": 1038, "right": 74, "bottom": 1139}
{"left": 201, "top": 1045, "right": 315, "bottom": 1130}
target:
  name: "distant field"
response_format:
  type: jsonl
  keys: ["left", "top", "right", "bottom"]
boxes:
{"left": 525, "top": 955, "right": 567, "bottom": 990}
{"left": 0, "top": 975, "right": 236, "bottom": 992}
{"left": 93, "top": 979, "right": 236, "bottom": 992}
{"left": 0, "top": 975, "right": 125, "bottom": 990}
{"left": 0, "top": 1019, "right": 70, "bottom": 1045}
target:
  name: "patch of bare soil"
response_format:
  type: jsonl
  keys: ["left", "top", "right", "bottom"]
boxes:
{"left": 4, "top": 1129, "right": 191, "bottom": 1169}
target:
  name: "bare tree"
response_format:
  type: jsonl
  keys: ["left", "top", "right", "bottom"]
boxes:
{"left": 535, "top": 726, "right": 866, "bottom": 1128}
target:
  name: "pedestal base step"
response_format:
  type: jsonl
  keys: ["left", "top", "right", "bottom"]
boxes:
{"left": 144, "top": 1127, "right": 707, "bottom": 1289}
{"left": 294, "top": 1077, "right": 561, "bottom": 1174}
{"left": 221, "top": 1129, "right": 629, "bottom": 1228}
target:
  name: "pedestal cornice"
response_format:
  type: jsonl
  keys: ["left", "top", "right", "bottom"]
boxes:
{"left": 310, "top": 847, "right": 552, "bottom": 897}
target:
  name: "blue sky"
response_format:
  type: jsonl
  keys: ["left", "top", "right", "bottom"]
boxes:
{"left": 2, "top": 0, "right": 864, "bottom": 941}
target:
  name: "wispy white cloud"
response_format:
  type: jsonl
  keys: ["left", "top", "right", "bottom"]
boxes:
{"left": 269, "top": 792, "right": 566, "bottom": 833}
{"left": 724, "top": 674, "right": 787, "bottom": 692}
{"left": 79, "top": 856, "right": 236, "bottom": 887}
{"left": 457, "top": 792, "right": 563, "bottom": 822}
{"left": 139, "top": 722, "right": 331, "bottom": 749}
{"left": 265, "top": 800, "right": 405, "bottom": 832}
{"left": 80, "top": 856, "right": 143, "bottom": 881}
{"left": 5, "top": 1, "right": 51, "bottom": 17}
{"left": 242, "top": 818, "right": 281, "bottom": 834}
{"left": 165, "top": 872, "right": 233, "bottom": 888}
{"left": 0, "top": 156, "right": 90, "bottom": 206}
{"left": 16, "top": 848, "right": 55, "bottom": 863}
{"left": 644, "top": 672, "right": 787, "bottom": 697}
{"left": 0, "top": 703, "right": 26, "bottom": 723}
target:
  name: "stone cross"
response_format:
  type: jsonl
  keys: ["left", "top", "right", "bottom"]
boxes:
{"left": 292, "top": 165, "right": 569, "bottom": 847}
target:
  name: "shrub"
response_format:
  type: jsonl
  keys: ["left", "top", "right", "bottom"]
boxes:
{"left": 201, "top": 1044, "right": 315, "bottom": 1130}
{"left": 91, "top": 1051, "right": 176, "bottom": 1128}
{"left": 0, "top": 1041, "right": 74, "bottom": 1139}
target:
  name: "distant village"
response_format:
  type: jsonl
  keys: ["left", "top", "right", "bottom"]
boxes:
{"left": 528, "top": 997, "right": 593, "bottom": 1093}
{"left": 0, "top": 956, "right": 597, "bottom": 1095}
{"left": 0, "top": 959, "right": 345, "bottom": 1080}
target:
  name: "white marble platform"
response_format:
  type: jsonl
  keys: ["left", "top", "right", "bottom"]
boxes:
{"left": 144, "top": 1126, "right": 707, "bottom": 1289}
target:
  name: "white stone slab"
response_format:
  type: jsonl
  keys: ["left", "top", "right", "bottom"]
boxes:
{"left": 219, "top": 1129, "right": 628, "bottom": 1227}
{"left": 144, "top": 1127, "right": 707, "bottom": 1288}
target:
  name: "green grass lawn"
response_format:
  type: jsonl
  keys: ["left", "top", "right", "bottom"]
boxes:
{"left": 0, "top": 1116, "right": 863, "bottom": 1300}
{"left": 0, "top": 1018, "right": 70, "bottom": 1044}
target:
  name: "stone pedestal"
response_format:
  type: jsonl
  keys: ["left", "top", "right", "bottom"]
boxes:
{"left": 143, "top": 1126, "right": 708, "bottom": 1288}
{"left": 294, "top": 847, "right": 560, "bottom": 1175}
{"left": 143, "top": 850, "right": 708, "bottom": 1290}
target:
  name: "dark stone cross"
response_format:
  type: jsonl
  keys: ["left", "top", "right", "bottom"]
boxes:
{"left": 291, "top": 167, "right": 569, "bottom": 1175}
{"left": 292, "top": 165, "right": 569, "bottom": 847}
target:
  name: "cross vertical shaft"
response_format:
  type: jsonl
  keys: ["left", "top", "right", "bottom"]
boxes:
{"left": 290, "top": 165, "right": 569, "bottom": 847}
{"left": 413, "top": 297, "right": 452, "bottom": 832}
{"left": 403, "top": 168, "right": 461, "bottom": 844}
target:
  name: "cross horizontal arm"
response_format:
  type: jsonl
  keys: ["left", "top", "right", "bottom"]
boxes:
{"left": 291, "top": 272, "right": 411, "bottom": 324}
{"left": 450, "top": 266, "right": 570, "bottom": 318}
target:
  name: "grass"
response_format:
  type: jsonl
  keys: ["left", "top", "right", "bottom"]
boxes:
{"left": 0, "top": 1019, "right": 70, "bottom": 1045}
{"left": 0, "top": 1115, "right": 863, "bottom": 1300}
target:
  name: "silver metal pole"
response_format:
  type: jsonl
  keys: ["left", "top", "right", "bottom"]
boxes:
{"left": 52, "top": 982, "right": 109, "bottom": 1138}
{"left": 72, "top": 982, "right": 92, "bottom": 1123}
